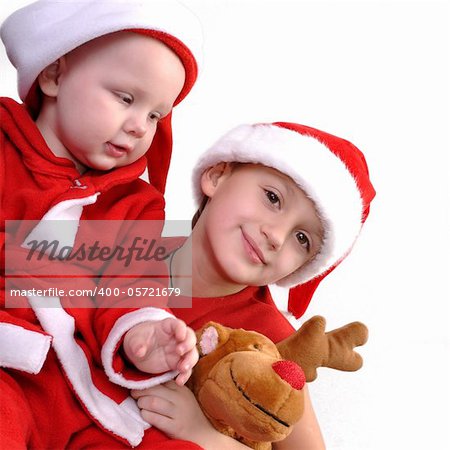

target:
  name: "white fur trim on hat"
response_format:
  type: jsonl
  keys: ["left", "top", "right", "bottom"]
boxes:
{"left": 192, "top": 123, "right": 364, "bottom": 287}
{"left": 0, "top": 0, "right": 202, "bottom": 101}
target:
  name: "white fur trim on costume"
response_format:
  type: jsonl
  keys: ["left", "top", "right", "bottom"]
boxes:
{"left": 0, "top": 0, "right": 202, "bottom": 101}
{"left": 28, "top": 296, "right": 149, "bottom": 447}
{"left": 192, "top": 124, "right": 364, "bottom": 287}
{"left": 22, "top": 194, "right": 99, "bottom": 253}
{"left": 19, "top": 193, "right": 151, "bottom": 445}
{"left": 0, "top": 323, "right": 51, "bottom": 374}
{"left": 102, "top": 307, "right": 178, "bottom": 389}
{"left": 120, "top": 396, "right": 151, "bottom": 429}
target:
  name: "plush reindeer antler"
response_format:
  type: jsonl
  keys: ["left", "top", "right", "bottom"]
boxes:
{"left": 276, "top": 316, "right": 368, "bottom": 382}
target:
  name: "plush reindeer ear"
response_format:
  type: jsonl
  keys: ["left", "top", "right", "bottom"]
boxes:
{"left": 197, "top": 322, "right": 231, "bottom": 356}
{"left": 199, "top": 326, "right": 219, "bottom": 356}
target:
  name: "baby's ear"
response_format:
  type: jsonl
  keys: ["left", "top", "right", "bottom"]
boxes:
{"left": 200, "top": 162, "right": 233, "bottom": 197}
{"left": 37, "top": 57, "right": 67, "bottom": 97}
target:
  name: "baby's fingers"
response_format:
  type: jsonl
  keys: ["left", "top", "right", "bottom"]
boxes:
{"left": 161, "top": 317, "right": 187, "bottom": 341}
{"left": 174, "top": 370, "right": 191, "bottom": 386}
{"left": 123, "top": 334, "right": 149, "bottom": 363}
{"left": 176, "top": 326, "right": 197, "bottom": 356}
{"left": 175, "top": 348, "right": 199, "bottom": 386}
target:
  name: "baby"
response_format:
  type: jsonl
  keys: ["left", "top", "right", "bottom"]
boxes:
{"left": 1, "top": 1, "right": 203, "bottom": 448}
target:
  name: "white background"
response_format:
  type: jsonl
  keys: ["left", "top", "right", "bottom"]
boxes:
{"left": 2, "top": 1, "right": 449, "bottom": 449}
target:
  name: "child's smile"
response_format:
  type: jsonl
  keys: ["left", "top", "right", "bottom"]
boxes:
{"left": 241, "top": 228, "right": 267, "bottom": 265}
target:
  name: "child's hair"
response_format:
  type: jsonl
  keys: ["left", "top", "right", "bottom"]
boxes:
{"left": 191, "top": 195, "right": 209, "bottom": 229}
{"left": 191, "top": 122, "right": 376, "bottom": 293}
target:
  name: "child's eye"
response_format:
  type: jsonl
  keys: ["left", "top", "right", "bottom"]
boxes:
{"left": 296, "top": 231, "right": 310, "bottom": 251}
{"left": 265, "top": 190, "right": 280, "bottom": 205}
{"left": 115, "top": 92, "right": 133, "bottom": 105}
{"left": 148, "top": 112, "right": 162, "bottom": 122}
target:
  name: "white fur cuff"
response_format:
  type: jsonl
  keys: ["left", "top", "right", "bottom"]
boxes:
{"left": 102, "top": 308, "right": 179, "bottom": 389}
{"left": 0, "top": 323, "right": 51, "bottom": 374}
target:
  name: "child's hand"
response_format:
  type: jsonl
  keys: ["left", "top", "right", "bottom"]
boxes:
{"left": 123, "top": 318, "right": 198, "bottom": 385}
{"left": 131, "top": 382, "right": 218, "bottom": 446}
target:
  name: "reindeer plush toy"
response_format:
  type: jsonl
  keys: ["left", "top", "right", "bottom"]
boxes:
{"left": 188, "top": 316, "right": 368, "bottom": 450}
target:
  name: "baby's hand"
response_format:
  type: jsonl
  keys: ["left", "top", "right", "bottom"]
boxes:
{"left": 123, "top": 318, "right": 198, "bottom": 385}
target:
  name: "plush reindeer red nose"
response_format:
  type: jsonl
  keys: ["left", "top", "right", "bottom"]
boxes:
{"left": 272, "top": 360, "right": 306, "bottom": 390}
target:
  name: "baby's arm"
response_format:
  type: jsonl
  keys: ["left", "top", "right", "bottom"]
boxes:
{"left": 123, "top": 317, "right": 198, "bottom": 385}
{"left": 132, "top": 382, "right": 251, "bottom": 449}
{"left": 273, "top": 384, "right": 325, "bottom": 450}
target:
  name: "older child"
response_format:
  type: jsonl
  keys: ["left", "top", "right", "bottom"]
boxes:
{"left": 132, "top": 122, "right": 376, "bottom": 449}
{"left": 0, "top": 1, "right": 203, "bottom": 448}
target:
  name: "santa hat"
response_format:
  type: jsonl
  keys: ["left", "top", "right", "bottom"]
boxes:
{"left": 192, "top": 123, "right": 376, "bottom": 318}
{"left": 0, "top": 0, "right": 202, "bottom": 194}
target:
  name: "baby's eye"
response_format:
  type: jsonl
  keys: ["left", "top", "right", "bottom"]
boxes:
{"left": 296, "top": 231, "right": 310, "bottom": 251}
{"left": 265, "top": 190, "right": 280, "bottom": 205}
{"left": 115, "top": 92, "right": 133, "bottom": 105}
{"left": 148, "top": 112, "right": 162, "bottom": 122}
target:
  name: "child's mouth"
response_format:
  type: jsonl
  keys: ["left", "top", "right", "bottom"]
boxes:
{"left": 241, "top": 230, "right": 266, "bottom": 265}
{"left": 105, "top": 142, "right": 130, "bottom": 158}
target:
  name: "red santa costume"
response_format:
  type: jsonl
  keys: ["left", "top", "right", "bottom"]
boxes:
{"left": 0, "top": 1, "right": 203, "bottom": 448}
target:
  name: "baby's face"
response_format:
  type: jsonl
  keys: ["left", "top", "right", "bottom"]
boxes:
{"left": 37, "top": 32, "right": 185, "bottom": 172}
{"left": 200, "top": 164, "right": 323, "bottom": 288}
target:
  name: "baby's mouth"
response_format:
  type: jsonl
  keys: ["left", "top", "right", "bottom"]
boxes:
{"left": 105, "top": 142, "right": 130, "bottom": 158}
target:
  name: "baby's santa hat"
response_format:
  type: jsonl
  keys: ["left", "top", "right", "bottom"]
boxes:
{"left": 192, "top": 123, "right": 376, "bottom": 318}
{"left": 0, "top": 0, "right": 202, "bottom": 195}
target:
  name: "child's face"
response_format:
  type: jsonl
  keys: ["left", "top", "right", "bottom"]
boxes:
{"left": 199, "top": 164, "right": 323, "bottom": 288}
{"left": 36, "top": 32, "right": 185, "bottom": 172}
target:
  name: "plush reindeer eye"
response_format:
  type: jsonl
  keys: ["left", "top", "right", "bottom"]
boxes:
{"left": 253, "top": 344, "right": 262, "bottom": 351}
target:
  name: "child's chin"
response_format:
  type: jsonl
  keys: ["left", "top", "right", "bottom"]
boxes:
{"left": 87, "top": 160, "right": 120, "bottom": 172}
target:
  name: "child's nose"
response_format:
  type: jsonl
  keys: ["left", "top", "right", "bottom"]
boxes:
{"left": 261, "top": 224, "right": 284, "bottom": 251}
{"left": 272, "top": 360, "right": 306, "bottom": 390}
{"left": 123, "top": 114, "right": 147, "bottom": 138}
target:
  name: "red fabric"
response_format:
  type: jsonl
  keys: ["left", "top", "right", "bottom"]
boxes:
{"left": 1, "top": 358, "right": 92, "bottom": 450}
{"left": 287, "top": 266, "right": 335, "bottom": 319}
{"left": 173, "top": 285, "right": 295, "bottom": 344}
{"left": 1, "top": 356, "right": 203, "bottom": 450}
{"left": 67, "top": 426, "right": 204, "bottom": 450}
